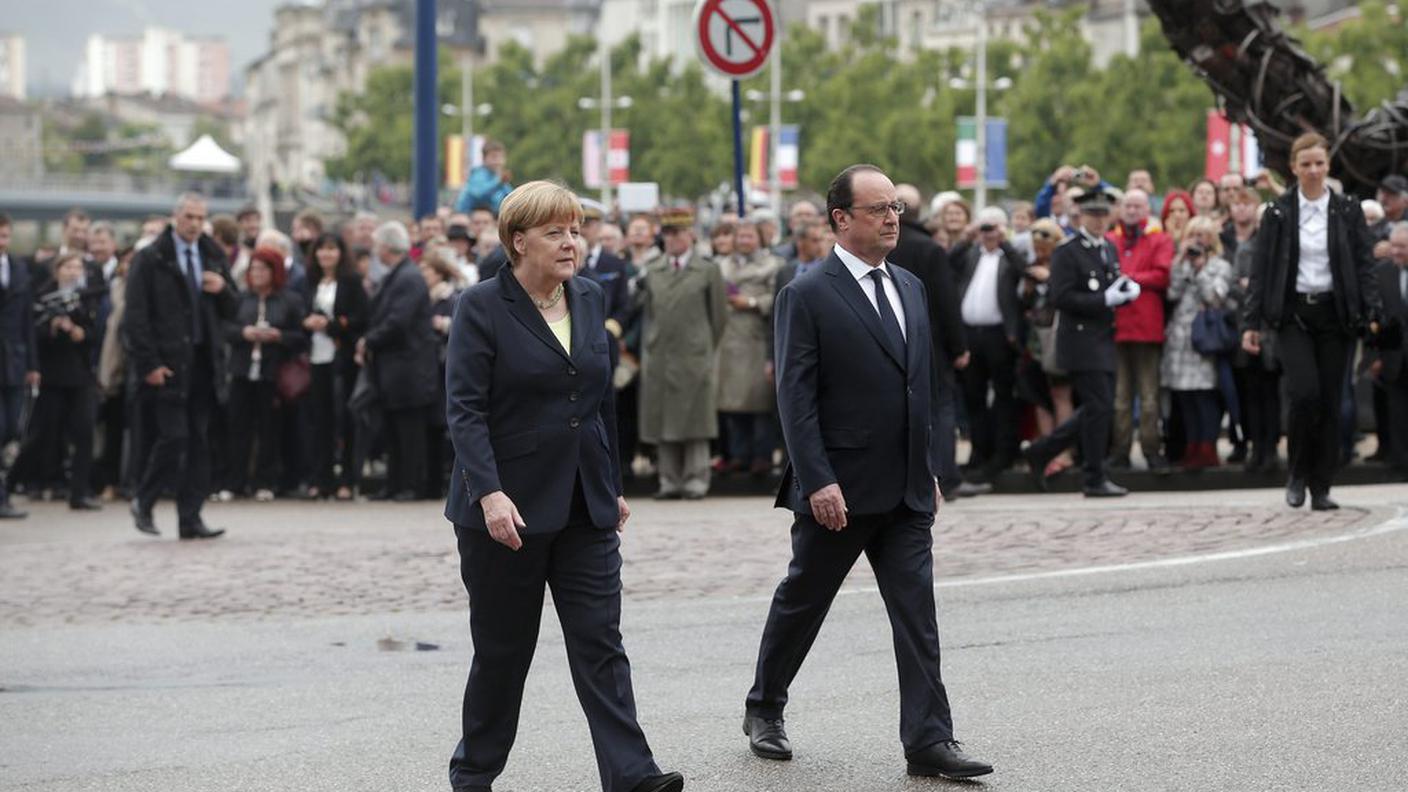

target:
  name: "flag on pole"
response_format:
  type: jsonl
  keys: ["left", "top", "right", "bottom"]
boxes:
{"left": 1206, "top": 111, "right": 1262, "bottom": 180}
{"left": 583, "top": 130, "right": 630, "bottom": 188}
{"left": 956, "top": 118, "right": 1008, "bottom": 189}
{"left": 445, "top": 134, "right": 464, "bottom": 188}
{"left": 956, "top": 118, "right": 978, "bottom": 188}
{"left": 777, "top": 125, "right": 799, "bottom": 189}
{"left": 749, "top": 126, "right": 768, "bottom": 189}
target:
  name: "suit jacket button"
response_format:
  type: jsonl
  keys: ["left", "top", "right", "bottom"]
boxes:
{"left": 569, "top": 391, "right": 580, "bottom": 401}
{"left": 567, "top": 366, "right": 578, "bottom": 376}
{"left": 569, "top": 417, "right": 581, "bottom": 428}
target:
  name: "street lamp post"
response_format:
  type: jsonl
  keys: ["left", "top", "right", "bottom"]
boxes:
{"left": 975, "top": 3, "right": 988, "bottom": 211}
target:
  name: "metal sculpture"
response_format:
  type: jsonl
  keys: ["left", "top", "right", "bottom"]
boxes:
{"left": 1147, "top": 0, "right": 1408, "bottom": 196}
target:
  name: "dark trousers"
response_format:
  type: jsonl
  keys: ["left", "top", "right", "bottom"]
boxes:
{"left": 385, "top": 406, "right": 427, "bottom": 496}
{"left": 1277, "top": 301, "right": 1350, "bottom": 496}
{"left": 1174, "top": 389, "right": 1221, "bottom": 444}
{"left": 935, "top": 376, "right": 963, "bottom": 497}
{"left": 1028, "top": 370, "right": 1114, "bottom": 488}
{"left": 1380, "top": 374, "right": 1408, "bottom": 474}
{"left": 1235, "top": 363, "right": 1282, "bottom": 458}
{"left": 134, "top": 350, "right": 214, "bottom": 526}
{"left": 226, "top": 377, "right": 279, "bottom": 493}
{"left": 450, "top": 520, "right": 661, "bottom": 792}
{"left": 616, "top": 379, "right": 641, "bottom": 472}
{"left": 94, "top": 392, "right": 127, "bottom": 493}
{"left": 308, "top": 363, "right": 354, "bottom": 490}
{"left": 26, "top": 383, "right": 95, "bottom": 502}
{"left": 746, "top": 506, "right": 954, "bottom": 753}
{"left": 0, "top": 385, "right": 24, "bottom": 504}
{"left": 961, "top": 326, "right": 1018, "bottom": 477}
{"left": 722, "top": 411, "right": 773, "bottom": 466}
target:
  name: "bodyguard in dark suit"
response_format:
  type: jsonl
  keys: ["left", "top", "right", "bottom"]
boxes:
{"left": 744, "top": 165, "right": 991, "bottom": 781}
{"left": 444, "top": 182, "right": 682, "bottom": 792}
{"left": 1368, "top": 224, "right": 1408, "bottom": 477}
{"left": 0, "top": 213, "right": 39, "bottom": 519}
{"left": 123, "top": 194, "right": 238, "bottom": 538}
{"left": 581, "top": 207, "right": 632, "bottom": 331}
{"left": 1023, "top": 188, "right": 1137, "bottom": 497}
{"left": 356, "top": 223, "right": 439, "bottom": 501}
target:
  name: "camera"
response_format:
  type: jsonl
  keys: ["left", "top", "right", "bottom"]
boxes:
{"left": 1187, "top": 245, "right": 1205, "bottom": 258}
{"left": 979, "top": 223, "right": 996, "bottom": 233}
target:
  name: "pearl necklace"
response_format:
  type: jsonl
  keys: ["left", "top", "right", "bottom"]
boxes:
{"left": 531, "top": 283, "right": 565, "bottom": 310}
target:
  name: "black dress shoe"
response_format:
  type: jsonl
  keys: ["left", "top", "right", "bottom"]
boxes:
{"left": 653, "top": 491, "right": 683, "bottom": 501}
{"left": 390, "top": 490, "right": 418, "bottom": 503}
{"left": 131, "top": 501, "right": 158, "bottom": 535}
{"left": 451, "top": 786, "right": 491, "bottom": 792}
{"left": 742, "top": 715, "right": 792, "bottom": 760}
{"left": 70, "top": 496, "right": 103, "bottom": 511}
{"left": 1083, "top": 479, "right": 1128, "bottom": 498}
{"left": 628, "top": 771, "right": 684, "bottom": 792}
{"left": 906, "top": 740, "right": 994, "bottom": 779}
{"left": 1286, "top": 478, "right": 1307, "bottom": 508}
{"left": 178, "top": 521, "right": 225, "bottom": 540}
{"left": 1021, "top": 445, "right": 1052, "bottom": 492}
{"left": 1310, "top": 494, "right": 1340, "bottom": 511}
{"left": 0, "top": 502, "right": 28, "bottom": 519}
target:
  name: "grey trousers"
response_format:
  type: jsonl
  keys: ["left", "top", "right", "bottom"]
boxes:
{"left": 656, "top": 440, "right": 711, "bottom": 496}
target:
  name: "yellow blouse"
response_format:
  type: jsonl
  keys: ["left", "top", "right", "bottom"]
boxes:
{"left": 547, "top": 312, "right": 571, "bottom": 354}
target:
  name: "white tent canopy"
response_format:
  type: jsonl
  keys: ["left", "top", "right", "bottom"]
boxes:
{"left": 168, "top": 134, "right": 241, "bottom": 174}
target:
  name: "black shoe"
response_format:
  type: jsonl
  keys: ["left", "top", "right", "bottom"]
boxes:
{"left": 682, "top": 491, "right": 706, "bottom": 501}
{"left": 956, "top": 480, "right": 992, "bottom": 497}
{"left": 1108, "top": 454, "right": 1132, "bottom": 471}
{"left": 0, "top": 502, "right": 27, "bottom": 519}
{"left": 1145, "top": 453, "right": 1172, "bottom": 475}
{"left": 452, "top": 786, "right": 491, "bottom": 792}
{"left": 178, "top": 521, "right": 225, "bottom": 540}
{"left": 1021, "top": 445, "right": 1053, "bottom": 492}
{"left": 906, "top": 740, "right": 994, "bottom": 779}
{"left": 391, "top": 490, "right": 418, "bottom": 503}
{"left": 1227, "top": 443, "right": 1248, "bottom": 464}
{"left": 1310, "top": 494, "right": 1340, "bottom": 511}
{"left": 367, "top": 490, "right": 395, "bottom": 502}
{"left": 1286, "top": 478, "right": 1307, "bottom": 508}
{"left": 1083, "top": 479, "right": 1129, "bottom": 498}
{"left": 69, "top": 497, "right": 102, "bottom": 511}
{"left": 629, "top": 771, "right": 684, "bottom": 792}
{"left": 131, "top": 501, "right": 159, "bottom": 535}
{"left": 653, "top": 491, "right": 683, "bottom": 501}
{"left": 742, "top": 715, "right": 792, "bottom": 760}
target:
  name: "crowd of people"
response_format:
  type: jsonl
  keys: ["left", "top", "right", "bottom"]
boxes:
{"left": 1, "top": 137, "right": 1406, "bottom": 524}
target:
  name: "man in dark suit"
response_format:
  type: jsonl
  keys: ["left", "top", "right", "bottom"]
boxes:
{"left": 580, "top": 206, "right": 631, "bottom": 333}
{"left": 0, "top": 213, "right": 40, "bottom": 519}
{"left": 889, "top": 184, "right": 976, "bottom": 498}
{"left": 1023, "top": 187, "right": 1138, "bottom": 497}
{"left": 356, "top": 222, "right": 438, "bottom": 501}
{"left": 743, "top": 165, "right": 992, "bottom": 781}
{"left": 123, "top": 193, "right": 238, "bottom": 537}
{"left": 1369, "top": 222, "right": 1408, "bottom": 478}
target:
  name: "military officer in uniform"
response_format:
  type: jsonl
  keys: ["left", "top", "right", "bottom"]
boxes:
{"left": 1023, "top": 187, "right": 1139, "bottom": 496}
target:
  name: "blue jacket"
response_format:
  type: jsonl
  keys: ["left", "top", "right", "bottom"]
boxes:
{"left": 0, "top": 254, "right": 38, "bottom": 386}
{"left": 454, "top": 165, "right": 512, "bottom": 214}
{"left": 773, "top": 251, "right": 943, "bottom": 516}
{"left": 444, "top": 269, "right": 622, "bottom": 533}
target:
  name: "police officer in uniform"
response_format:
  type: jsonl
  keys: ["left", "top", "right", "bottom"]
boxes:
{"left": 1023, "top": 187, "right": 1138, "bottom": 496}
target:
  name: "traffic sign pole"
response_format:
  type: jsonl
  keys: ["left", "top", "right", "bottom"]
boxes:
{"left": 731, "top": 80, "right": 745, "bottom": 216}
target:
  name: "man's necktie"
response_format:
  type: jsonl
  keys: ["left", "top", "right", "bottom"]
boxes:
{"left": 867, "top": 269, "right": 905, "bottom": 354}
{"left": 185, "top": 248, "right": 203, "bottom": 345}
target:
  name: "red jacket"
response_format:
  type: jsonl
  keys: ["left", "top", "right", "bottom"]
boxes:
{"left": 1107, "top": 220, "right": 1173, "bottom": 343}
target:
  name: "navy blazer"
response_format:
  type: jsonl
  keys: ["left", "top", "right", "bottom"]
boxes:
{"left": 444, "top": 269, "right": 623, "bottom": 534}
{"left": 773, "top": 251, "right": 943, "bottom": 517}
{"left": 0, "top": 254, "right": 38, "bottom": 386}
{"left": 580, "top": 249, "right": 631, "bottom": 328}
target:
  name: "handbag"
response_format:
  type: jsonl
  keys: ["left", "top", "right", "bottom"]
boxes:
{"left": 275, "top": 353, "right": 312, "bottom": 403}
{"left": 1191, "top": 308, "right": 1238, "bottom": 356}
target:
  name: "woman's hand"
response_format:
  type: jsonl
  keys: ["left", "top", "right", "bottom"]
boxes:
{"left": 1026, "top": 265, "right": 1050, "bottom": 283}
{"left": 241, "top": 325, "right": 260, "bottom": 342}
{"left": 1242, "top": 329, "right": 1262, "bottom": 355}
{"left": 728, "top": 294, "right": 752, "bottom": 310}
{"left": 303, "top": 314, "right": 329, "bottom": 332}
{"left": 616, "top": 496, "right": 630, "bottom": 533}
{"left": 480, "top": 490, "right": 526, "bottom": 550}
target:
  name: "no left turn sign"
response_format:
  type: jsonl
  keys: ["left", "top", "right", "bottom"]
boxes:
{"left": 693, "top": 0, "right": 776, "bottom": 80}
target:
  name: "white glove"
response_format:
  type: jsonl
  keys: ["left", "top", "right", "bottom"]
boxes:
{"left": 1121, "top": 278, "right": 1141, "bottom": 302}
{"left": 1104, "top": 279, "right": 1132, "bottom": 307}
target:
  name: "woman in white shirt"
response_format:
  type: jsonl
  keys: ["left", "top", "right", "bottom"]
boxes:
{"left": 301, "top": 232, "right": 369, "bottom": 500}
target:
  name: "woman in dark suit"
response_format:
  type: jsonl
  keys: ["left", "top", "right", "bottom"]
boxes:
{"left": 444, "top": 181, "right": 683, "bottom": 792}
{"left": 224, "top": 246, "right": 308, "bottom": 500}
{"left": 302, "top": 232, "right": 368, "bottom": 500}
{"left": 1242, "top": 132, "right": 1384, "bottom": 510}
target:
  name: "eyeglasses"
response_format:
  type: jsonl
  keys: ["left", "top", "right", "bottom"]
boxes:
{"left": 1031, "top": 229, "right": 1057, "bottom": 240}
{"left": 850, "top": 200, "right": 906, "bottom": 219}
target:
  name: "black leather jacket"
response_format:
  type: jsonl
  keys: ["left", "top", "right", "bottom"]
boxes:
{"left": 1242, "top": 188, "right": 1383, "bottom": 333}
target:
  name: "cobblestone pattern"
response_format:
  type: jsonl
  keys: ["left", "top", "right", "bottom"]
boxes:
{"left": 0, "top": 497, "right": 1377, "bottom": 627}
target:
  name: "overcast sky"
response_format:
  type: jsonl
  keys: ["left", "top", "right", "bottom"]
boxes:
{"left": 7, "top": 0, "right": 286, "bottom": 96}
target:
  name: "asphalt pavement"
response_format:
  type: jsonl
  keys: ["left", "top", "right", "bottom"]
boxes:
{"left": 2, "top": 484, "right": 1406, "bottom": 792}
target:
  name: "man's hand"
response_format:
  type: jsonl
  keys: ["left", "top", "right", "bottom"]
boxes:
{"left": 354, "top": 337, "right": 367, "bottom": 366}
{"left": 616, "top": 496, "right": 631, "bottom": 533}
{"left": 200, "top": 271, "right": 226, "bottom": 294}
{"left": 145, "top": 366, "right": 174, "bottom": 386}
{"left": 1373, "top": 240, "right": 1391, "bottom": 260}
{"left": 809, "top": 483, "right": 848, "bottom": 531}
{"left": 242, "top": 326, "right": 261, "bottom": 342}
{"left": 728, "top": 294, "right": 753, "bottom": 310}
{"left": 764, "top": 360, "right": 775, "bottom": 387}
{"left": 1050, "top": 165, "right": 1076, "bottom": 185}
{"left": 1242, "top": 329, "right": 1262, "bottom": 355}
{"left": 1369, "top": 358, "right": 1384, "bottom": 379}
{"left": 24, "top": 370, "right": 39, "bottom": 388}
{"left": 303, "top": 314, "right": 329, "bottom": 332}
{"left": 934, "top": 480, "right": 944, "bottom": 513}
{"left": 480, "top": 490, "right": 526, "bottom": 550}
{"left": 953, "top": 351, "right": 971, "bottom": 371}
{"left": 68, "top": 325, "right": 85, "bottom": 343}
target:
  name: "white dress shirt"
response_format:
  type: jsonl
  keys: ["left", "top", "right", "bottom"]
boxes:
{"left": 834, "top": 243, "right": 906, "bottom": 340}
{"left": 1296, "top": 189, "right": 1332, "bottom": 294}
{"left": 960, "top": 246, "right": 1005, "bottom": 327}
{"left": 310, "top": 279, "right": 338, "bottom": 365}
{"left": 0, "top": 253, "right": 9, "bottom": 289}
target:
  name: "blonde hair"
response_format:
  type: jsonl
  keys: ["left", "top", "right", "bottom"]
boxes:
{"left": 418, "top": 245, "right": 462, "bottom": 285}
{"left": 1290, "top": 131, "right": 1330, "bottom": 163}
{"left": 1184, "top": 216, "right": 1223, "bottom": 256}
{"left": 497, "top": 181, "right": 584, "bottom": 266}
